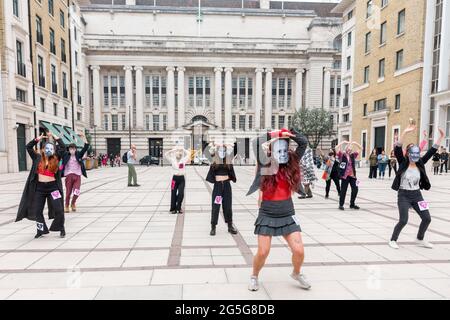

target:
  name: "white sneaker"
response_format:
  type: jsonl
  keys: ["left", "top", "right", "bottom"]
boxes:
{"left": 291, "top": 273, "right": 311, "bottom": 290}
{"left": 415, "top": 239, "right": 434, "bottom": 249}
{"left": 248, "top": 276, "right": 259, "bottom": 291}
{"left": 388, "top": 241, "right": 399, "bottom": 249}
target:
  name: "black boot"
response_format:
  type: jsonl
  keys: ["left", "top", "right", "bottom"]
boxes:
{"left": 228, "top": 222, "right": 238, "bottom": 235}
{"left": 60, "top": 228, "right": 66, "bottom": 238}
{"left": 210, "top": 225, "right": 216, "bottom": 236}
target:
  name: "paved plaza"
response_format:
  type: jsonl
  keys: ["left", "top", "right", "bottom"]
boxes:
{"left": 0, "top": 165, "right": 450, "bottom": 300}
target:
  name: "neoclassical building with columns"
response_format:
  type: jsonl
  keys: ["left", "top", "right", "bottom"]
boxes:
{"left": 80, "top": 0, "right": 341, "bottom": 162}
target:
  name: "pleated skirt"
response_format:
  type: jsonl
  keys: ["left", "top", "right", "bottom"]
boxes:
{"left": 254, "top": 198, "right": 301, "bottom": 236}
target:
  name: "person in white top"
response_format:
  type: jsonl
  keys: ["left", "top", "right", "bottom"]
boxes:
{"left": 165, "top": 146, "right": 190, "bottom": 214}
{"left": 127, "top": 144, "right": 140, "bottom": 187}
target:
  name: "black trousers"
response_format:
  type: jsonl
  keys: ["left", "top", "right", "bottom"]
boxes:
{"left": 369, "top": 166, "right": 378, "bottom": 179}
{"left": 339, "top": 176, "right": 358, "bottom": 207}
{"left": 325, "top": 175, "right": 341, "bottom": 197}
{"left": 441, "top": 161, "right": 448, "bottom": 173}
{"left": 30, "top": 181, "right": 65, "bottom": 233}
{"left": 391, "top": 189, "right": 431, "bottom": 241}
{"left": 433, "top": 165, "right": 440, "bottom": 175}
{"left": 388, "top": 162, "right": 397, "bottom": 178}
{"left": 211, "top": 180, "right": 232, "bottom": 225}
{"left": 170, "top": 175, "right": 185, "bottom": 211}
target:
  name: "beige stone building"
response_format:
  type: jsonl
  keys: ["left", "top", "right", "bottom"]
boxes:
{"left": 352, "top": 0, "right": 426, "bottom": 162}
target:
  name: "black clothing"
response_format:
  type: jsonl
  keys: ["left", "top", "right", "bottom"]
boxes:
{"left": 338, "top": 153, "right": 357, "bottom": 179}
{"left": 325, "top": 176, "right": 341, "bottom": 197}
{"left": 211, "top": 180, "right": 233, "bottom": 225}
{"left": 170, "top": 175, "right": 185, "bottom": 212}
{"left": 391, "top": 189, "right": 431, "bottom": 241}
{"left": 391, "top": 143, "right": 438, "bottom": 191}
{"left": 369, "top": 166, "right": 378, "bottom": 179}
{"left": 206, "top": 164, "right": 236, "bottom": 184}
{"left": 254, "top": 199, "right": 301, "bottom": 236}
{"left": 388, "top": 161, "right": 397, "bottom": 178}
{"left": 16, "top": 138, "right": 66, "bottom": 223}
{"left": 60, "top": 143, "right": 90, "bottom": 178}
{"left": 339, "top": 176, "right": 358, "bottom": 207}
{"left": 31, "top": 181, "right": 65, "bottom": 232}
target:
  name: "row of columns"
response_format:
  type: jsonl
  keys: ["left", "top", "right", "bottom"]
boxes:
{"left": 90, "top": 65, "right": 308, "bottom": 131}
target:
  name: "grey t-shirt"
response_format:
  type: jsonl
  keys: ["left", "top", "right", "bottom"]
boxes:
{"left": 400, "top": 168, "right": 420, "bottom": 190}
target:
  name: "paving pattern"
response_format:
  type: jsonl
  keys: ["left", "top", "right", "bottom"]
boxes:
{"left": 0, "top": 164, "right": 450, "bottom": 300}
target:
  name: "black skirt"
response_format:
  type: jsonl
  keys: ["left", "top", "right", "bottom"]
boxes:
{"left": 254, "top": 198, "right": 301, "bottom": 236}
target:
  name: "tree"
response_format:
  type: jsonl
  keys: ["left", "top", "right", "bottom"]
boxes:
{"left": 292, "top": 108, "right": 334, "bottom": 150}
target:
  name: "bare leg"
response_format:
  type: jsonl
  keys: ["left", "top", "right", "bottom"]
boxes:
{"left": 283, "top": 232, "right": 305, "bottom": 275}
{"left": 252, "top": 235, "right": 272, "bottom": 277}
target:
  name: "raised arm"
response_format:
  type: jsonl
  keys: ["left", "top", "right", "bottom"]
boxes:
{"left": 26, "top": 133, "right": 44, "bottom": 160}
{"left": 335, "top": 141, "right": 349, "bottom": 152}
{"left": 350, "top": 141, "right": 362, "bottom": 150}
{"left": 79, "top": 133, "right": 89, "bottom": 156}
{"left": 422, "top": 128, "right": 445, "bottom": 164}
{"left": 289, "top": 129, "right": 308, "bottom": 159}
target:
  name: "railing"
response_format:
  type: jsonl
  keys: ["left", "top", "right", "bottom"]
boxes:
{"left": 17, "top": 62, "right": 26, "bottom": 77}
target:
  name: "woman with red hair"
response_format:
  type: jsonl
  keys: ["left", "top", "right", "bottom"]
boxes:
{"left": 247, "top": 128, "right": 310, "bottom": 291}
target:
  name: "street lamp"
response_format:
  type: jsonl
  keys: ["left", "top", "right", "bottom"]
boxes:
{"left": 93, "top": 125, "right": 97, "bottom": 156}
{"left": 128, "top": 105, "right": 132, "bottom": 148}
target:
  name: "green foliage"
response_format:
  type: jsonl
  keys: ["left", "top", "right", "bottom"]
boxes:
{"left": 292, "top": 108, "right": 334, "bottom": 150}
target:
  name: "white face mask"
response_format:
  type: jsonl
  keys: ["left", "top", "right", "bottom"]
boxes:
{"left": 218, "top": 147, "right": 227, "bottom": 159}
{"left": 272, "top": 139, "right": 289, "bottom": 164}
{"left": 44, "top": 143, "right": 55, "bottom": 157}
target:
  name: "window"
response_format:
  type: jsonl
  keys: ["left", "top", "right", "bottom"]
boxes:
{"left": 397, "top": 9, "right": 406, "bottom": 35}
{"left": 271, "top": 115, "right": 276, "bottom": 129}
{"left": 40, "top": 98, "right": 45, "bottom": 112}
{"left": 64, "top": 107, "right": 68, "bottom": 120}
{"left": 13, "top": 0, "right": 19, "bottom": 17}
{"left": 232, "top": 76, "right": 253, "bottom": 109}
{"left": 374, "top": 98, "right": 387, "bottom": 111}
{"left": 347, "top": 31, "right": 352, "bottom": 46}
{"left": 365, "top": 32, "right": 371, "bottom": 53}
{"left": 77, "top": 112, "right": 81, "bottom": 121}
{"left": 103, "top": 76, "right": 109, "bottom": 106}
{"left": 378, "top": 59, "right": 385, "bottom": 78}
{"left": 346, "top": 56, "right": 351, "bottom": 71}
{"left": 49, "top": 28, "right": 55, "bottom": 54}
{"left": 16, "top": 40, "right": 26, "bottom": 77}
{"left": 77, "top": 81, "right": 81, "bottom": 104}
{"left": 380, "top": 22, "right": 387, "bottom": 45}
{"left": 74, "top": 27, "right": 77, "bottom": 40}
{"left": 347, "top": 9, "right": 353, "bottom": 20}
{"left": 344, "top": 84, "right": 349, "bottom": 106}
{"left": 232, "top": 115, "right": 236, "bottom": 130}
{"left": 16, "top": 88, "right": 26, "bottom": 102}
{"left": 272, "top": 76, "right": 292, "bottom": 109}
{"left": 381, "top": 0, "right": 388, "bottom": 8}
{"left": 121, "top": 114, "right": 126, "bottom": 130}
{"left": 111, "top": 76, "right": 117, "bottom": 107}
{"left": 362, "top": 132, "right": 367, "bottom": 158}
{"left": 119, "top": 76, "right": 125, "bottom": 107}
{"left": 53, "top": 103, "right": 58, "bottom": 116}
{"left": 48, "top": 0, "right": 54, "bottom": 16}
{"left": 152, "top": 115, "right": 159, "bottom": 131}
{"left": 62, "top": 72, "right": 67, "bottom": 98}
{"left": 61, "top": 38, "right": 66, "bottom": 62}
{"left": 248, "top": 115, "right": 253, "bottom": 129}
{"left": 278, "top": 115, "right": 285, "bottom": 129}
{"left": 59, "top": 10, "right": 65, "bottom": 28}
{"left": 395, "top": 94, "right": 401, "bottom": 110}
{"left": 75, "top": 51, "right": 78, "bottom": 66}
{"left": 51, "top": 64, "right": 57, "bottom": 93}
{"left": 363, "top": 103, "right": 368, "bottom": 117}
{"left": 239, "top": 115, "right": 246, "bottom": 131}
{"left": 431, "top": 0, "right": 443, "bottom": 93}
{"left": 38, "top": 55, "right": 45, "bottom": 87}
{"left": 187, "top": 75, "right": 210, "bottom": 108}
{"left": 396, "top": 49, "right": 404, "bottom": 70}
{"left": 111, "top": 115, "right": 118, "bottom": 131}
{"left": 343, "top": 114, "right": 350, "bottom": 123}
{"left": 366, "top": 0, "right": 373, "bottom": 18}
{"left": 163, "top": 115, "right": 167, "bottom": 131}
{"left": 36, "top": 16, "right": 43, "bottom": 44}
{"left": 364, "top": 66, "right": 370, "bottom": 83}
{"left": 103, "top": 115, "right": 108, "bottom": 130}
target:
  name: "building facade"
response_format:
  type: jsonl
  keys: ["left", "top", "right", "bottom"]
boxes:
{"left": 352, "top": 0, "right": 426, "bottom": 162}
{"left": 332, "top": 0, "right": 355, "bottom": 144}
{"left": 421, "top": 0, "right": 450, "bottom": 149}
{"left": 80, "top": 0, "right": 342, "bottom": 162}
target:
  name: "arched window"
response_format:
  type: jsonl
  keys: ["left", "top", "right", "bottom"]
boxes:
{"left": 192, "top": 115, "right": 208, "bottom": 123}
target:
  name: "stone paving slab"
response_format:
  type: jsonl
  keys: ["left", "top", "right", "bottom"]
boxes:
{"left": 0, "top": 165, "right": 449, "bottom": 299}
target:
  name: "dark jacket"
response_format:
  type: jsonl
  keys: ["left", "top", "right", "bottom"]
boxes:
{"left": 60, "top": 143, "right": 90, "bottom": 178}
{"left": 206, "top": 164, "right": 237, "bottom": 184}
{"left": 391, "top": 143, "right": 438, "bottom": 191}
{"left": 16, "top": 138, "right": 66, "bottom": 222}
{"left": 338, "top": 152, "right": 357, "bottom": 179}
{"left": 246, "top": 129, "right": 308, "bottom": 196}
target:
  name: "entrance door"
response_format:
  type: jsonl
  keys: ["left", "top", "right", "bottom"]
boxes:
{"left": 107, "top": 138, "right": 121, "bottom": 158}
{"left": 235, "top": 138, "right": 250, "bottom": 164}
{"left": 192, "top": 124, "right": 208, "bottom": 157}
{"left": 16, "top": 123, "right": 27, "bottom": 171}
{"left": 149, "top": 138, "right": 163, "bottom": 158}
{"left": 374, "top": 126, "right": 386, "bottom": 154}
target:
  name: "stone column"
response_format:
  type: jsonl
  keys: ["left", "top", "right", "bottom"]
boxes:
{"left": 304, "top": 68, "right": 310, "bottom": 108}
{"left": 124, "top": 65, "right": 133, "bottom": 128}
{"left": 214, "top": 67, "right": 223, "bottom": 128}
{"left": 177, "top": 67, "right": 186, "bottom": 127}
{"left": 166, "top": 66, "right": 176, "bottom": 129}
{"left": 264, "top": 68, "right": 273, "bottom": 129}
{"left": 224, "top": 67, "right": 233, "bottom": 129}
{"left": 134, "top": 66, "right": 144, "bottom": 129}
{"left": 255, "top": 68, "right": 264, "bottom": 129}
{"left": 295, "top": 67, "right": 304, "bottom": 111}
{"left": 323, "top": 68, "right": 331, "bottom": 109}
{"left": 91, "top": 65, "right": 101, "bottom": 127}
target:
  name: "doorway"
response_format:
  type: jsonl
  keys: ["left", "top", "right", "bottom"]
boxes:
{"left": 149, "top": 138, "right": 163, "bottom": 158}
{"left": 235, "top": 138, "right": 250, "bottom": 165}
{"left": 374, "top": 126, "right": 386, "bottom": 154}
{"left": 16, "top": 123, "right": 27, "bottom": 171}
{"left": 107, "top": 138, "right": 121, "bottom": 158}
